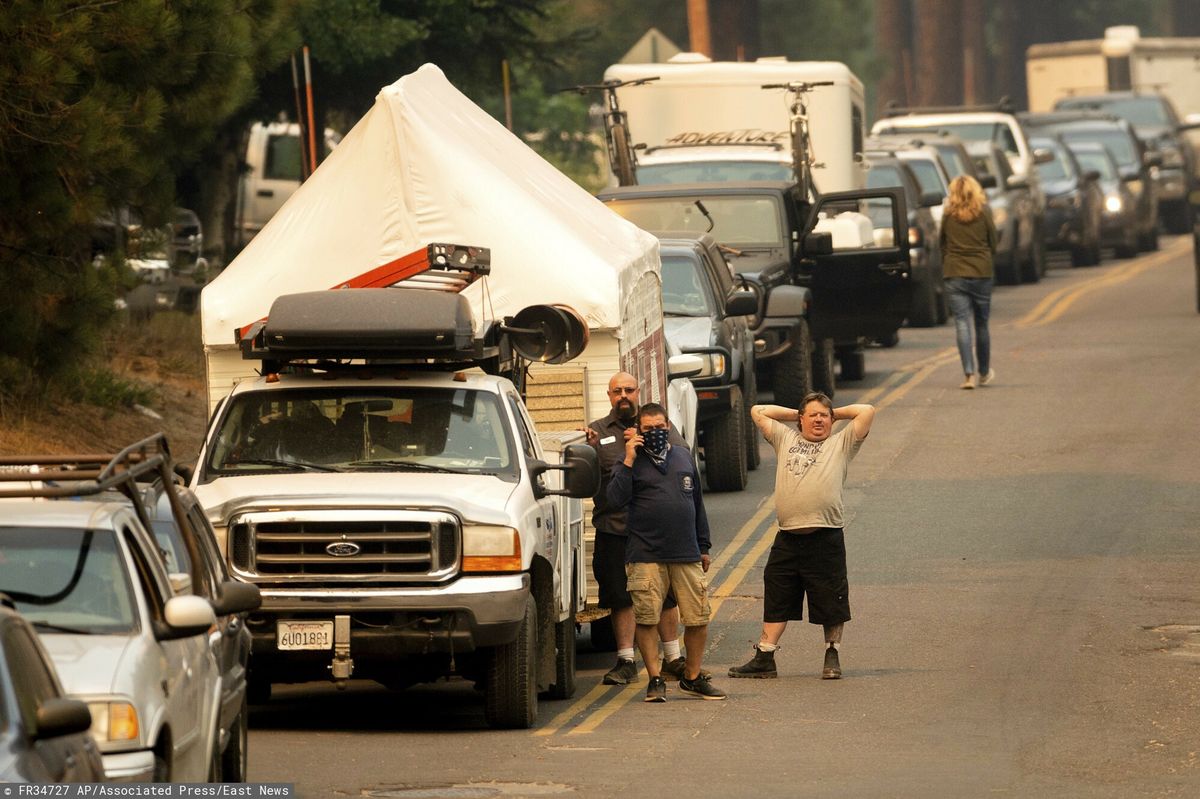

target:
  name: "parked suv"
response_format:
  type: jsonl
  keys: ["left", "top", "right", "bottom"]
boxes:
{"left": 656, "top": 233, "right": 759, "bottom": 491}
{"left": 598, "top": 180, "right": 913, "bottom": 406}
{"left": 1029, "top": 135, "right": 1103, "bottom": 267}
{"left": 1054, "top": 91, "right": 1195, "bottom": 233}
{"left": 1019, "top": 111, "right": 1159, "bottom": 253}
{"left": 967, "top": 141, "right": 1039, "bottom": 284}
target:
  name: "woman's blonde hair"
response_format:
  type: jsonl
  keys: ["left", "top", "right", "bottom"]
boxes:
{"left": 944, "top": 175, "right": 986, "bottom": 223}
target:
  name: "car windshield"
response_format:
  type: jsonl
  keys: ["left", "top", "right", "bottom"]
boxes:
{"left": 638, "top": 161, "right": 793, "bottom": 184}
{"left": 1071, "top": 149, "right": 1117, "bottom": 180}
{"left": 205, "top": 387, "right": 517, "bottom": 477}
{"left": 1057, "top": 129, "right": 1136, "bottom": 168}
{"left": 1033, "top": 141, "right": 1074, "bottom": 181}
{"left": 1058, "top": 97, "right": 1170, "bottom": 128}
{"left": 605, "top": 196, "right": 785, "bottom": 246}
{"left": 0, "top": 528, "right": 137, "bottom": 634}
{"left": 902, "top": 158, "right": 947, "bottom": 196}
{"left": 660, "top": 254, "right": 715, "bottom": 317}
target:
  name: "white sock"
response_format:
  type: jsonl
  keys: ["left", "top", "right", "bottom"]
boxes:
{"left": 617, "top": 647, "right": 635, "bottom": 662}
{"left": 757, "top": 641, "right": 779, "bottom": 653}
{"left": 662, "top": 640, "right": 681, "bottom": 661}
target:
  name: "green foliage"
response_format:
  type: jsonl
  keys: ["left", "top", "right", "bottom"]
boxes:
{"left": 66, "top": 367, "right": 158, "bottom": 410}
{"left": 0, "top": 0, "right": 297, "bottom": 385}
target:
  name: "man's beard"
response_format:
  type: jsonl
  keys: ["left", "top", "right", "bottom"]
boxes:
{"left": 615, "top": 399, "right": 636, "bottom": 421}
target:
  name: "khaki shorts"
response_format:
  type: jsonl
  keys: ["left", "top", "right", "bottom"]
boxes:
{"left": 625, "top": 561, "right": 711, "bottom": 626}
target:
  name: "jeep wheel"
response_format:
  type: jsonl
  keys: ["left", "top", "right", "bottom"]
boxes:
{"left": 546, "top": 588, "right": 577, "bottom": 700}
{"left": 1163, "top": 202, "right": 1192, "bottom": 235}
{"left": 838, "top": 348, "right": 865, "bottom": 382}
{"left": 485, "top": 597, "right": 538, "bottom": 729}
{"left": 742, "top": 371, "right": 761, "bottom": 471}
{"left": 811, "top": 337, "right": 836, "bottom": 397}
{"left": 704, "top": 385, "right": 748, "bottom": 492}
{"left": 1019, "top": 235, "right": 1044, "bottom": 284}
{"left": 772, "top": 319, "right": 813, "bottom": 410}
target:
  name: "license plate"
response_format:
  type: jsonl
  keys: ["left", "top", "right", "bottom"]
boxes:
{"left": 277, "top": 621, "right": 333, "bottom": 650}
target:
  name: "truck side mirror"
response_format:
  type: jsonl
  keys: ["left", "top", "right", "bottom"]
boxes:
{"left": 803, "top": 231, "right": 833, "bottom": 255}
{"left": 531, "top": 444, "right": 599, "bottom": 499}
{"left": 919, "top": 192, "right": 944, "bottom": 208}
{"left": 977, "top": 174, "right": 997, "bottom": 189}
{"left": 723, "top": 290, "right": 758, "bottom": 317}
{"left": 1033, "top": 148, "right": 1055, "bottom": 165}
{"left": 212, "top": 580, "right": 262, "bottom": 616}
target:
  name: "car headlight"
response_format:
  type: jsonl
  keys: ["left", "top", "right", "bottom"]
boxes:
{"left": 1127, "top": 179, "right": 1143, "bottom": 198}
{"left": 88, "top": 700, "right": 140, "bottom": 744}
{"left": 462, "top": 525, "right": 522, "bottom": 572}
{"left": 695, "top": 352, "right": 726, "bottom": 379}
{"left": 1104, "top": 194, "right": 1123, "bottom": 213}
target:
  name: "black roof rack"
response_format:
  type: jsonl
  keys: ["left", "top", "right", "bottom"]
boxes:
{"left": 1018, "top": 110, "right": 1124, "bottom": 126}
{"left": 884, "top": 97, "right": 1016, "bottom": 117}
{"left": 0, "top": 434, "right": 206, "bottom": 593}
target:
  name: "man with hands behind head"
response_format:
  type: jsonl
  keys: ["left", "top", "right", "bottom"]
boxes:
{"left": 729, "top": 393, "right": 875, "bottom": 681}
{"left": 607, "top": 403, "right": 725, "bottom": 702}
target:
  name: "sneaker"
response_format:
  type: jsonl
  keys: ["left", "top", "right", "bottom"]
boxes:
{"left": 960, "top": 375, "right": 976, "bottom": 390}
{"left": 603, "top": 658, "right": 637, "bottom": 685}
{"left": 679, "top": 674, "right": 727, "bottom": 700}
{"left": 727, "top": 646, "right": 778, "bottom": 679}
{"left": 822, "top": 646, "right": 842, "bottom": 680}
{"left": 644, "top": 675, "right": 667, "bottom": 703}
{"left": 660, "top": 657, "right": 711, "bottom": 682}
{"left": 980, "top": 368, "right": 996, "bottom": 387}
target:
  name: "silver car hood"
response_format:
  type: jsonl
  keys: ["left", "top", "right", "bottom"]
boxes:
{"left": 664, "top": 316, "right": 715, "bottom": 350}
{"left": 194, "top": 472, "right": 520, "bottom": 526}
{"left": 41, "top": 634, "right": 137, "bottom": 696}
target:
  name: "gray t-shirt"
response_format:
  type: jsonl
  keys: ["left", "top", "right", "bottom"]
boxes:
{"left": 765, "top": 420, "right": 862, "bottom": 531}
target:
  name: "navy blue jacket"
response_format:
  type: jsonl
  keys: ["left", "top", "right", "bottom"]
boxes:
{"left": 606, "top": 445, "right": 711, "bottom": 563}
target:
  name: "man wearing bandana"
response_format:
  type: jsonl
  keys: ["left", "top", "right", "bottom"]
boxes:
{"left": 585, "top": 372, "right": 690, "bottom": 686}
{"left": 728, "top": 392, "right": 875, "bottom": 681}
{"left": 607, "top": 403, "right": 725, "bottom": 702}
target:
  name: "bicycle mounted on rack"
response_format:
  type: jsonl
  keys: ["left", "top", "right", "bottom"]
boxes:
{"left": 761, "top": 80, "right": 834, "bottom": 200}
{"left": 568, "top": 77, "right": 659, "bottom": 186}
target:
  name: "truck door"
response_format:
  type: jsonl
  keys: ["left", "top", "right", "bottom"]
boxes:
{"left": 801, "top": 187, "right": 912, "bottom": 341}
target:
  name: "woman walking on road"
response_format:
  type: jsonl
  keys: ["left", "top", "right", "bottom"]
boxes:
{"left": 940, "top": 175, "right": 997, "bottom": 389}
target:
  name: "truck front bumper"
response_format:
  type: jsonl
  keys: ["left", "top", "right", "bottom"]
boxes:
{"left": 102, "top": 750, "right": 156, "bottom": 782}
{"left": 247, "top": 573, "right": 531, "bottom": 658}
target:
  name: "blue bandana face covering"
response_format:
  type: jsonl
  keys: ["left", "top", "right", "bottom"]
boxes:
{"left": 641, "top": 428, "right": 670, "bottom": 456}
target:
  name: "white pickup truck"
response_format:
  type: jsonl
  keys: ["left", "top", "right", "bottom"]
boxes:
{"left": 190, "top": 283, "right": 600, "bottom": 728}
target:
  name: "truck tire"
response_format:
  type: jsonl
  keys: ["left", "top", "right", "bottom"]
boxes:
{"left": 220, "top": 695, "right": 248, "bottom": 782}
{"left": 907, "top": 272, "right": 939, "bottom": 327}
{"left": 811, "top": 337, "right": 836, "bottom": 397}
{"left": 485, "top": 597, "right": 538, "bottom": 729}
{"left": 743, "top": 371, "right": 760, "bottom": 471}
{"left": 1139, "top": 224, "right": 1159, "bottom": 252}
{"left": 771, "top": 319, "right": 813, "bottom": 410}
{"left": 838, "top": 349, "right": 866, "bottom": 382}
{"left": 546, "top": 590, "right": 577, "bottom": 700}
{"left": 1020, "top": 234, "right": 1045, "bottom": 284}
{"left": 1163, "top": 201, "right": 1192, "bottom": 235}
{"left": 703, "top": 385, "right": 748, "bottom": 492}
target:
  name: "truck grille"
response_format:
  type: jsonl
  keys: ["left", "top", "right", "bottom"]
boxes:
{"left": 228, "top": 509, "right": 459, "bottom": 583}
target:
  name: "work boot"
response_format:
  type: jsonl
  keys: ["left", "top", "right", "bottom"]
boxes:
{"left": 822, "top": 645, "right": 842, "bottom": 680}
{"left": 727, "top": 645, "right": 778, "bottom": 679}
{"left": 602, "top": 657, "right": 638, "bottom": 685}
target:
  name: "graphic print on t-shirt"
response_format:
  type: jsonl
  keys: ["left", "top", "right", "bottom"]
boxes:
{"left": 785, "top": 438, "right": 825, "bottom": 478}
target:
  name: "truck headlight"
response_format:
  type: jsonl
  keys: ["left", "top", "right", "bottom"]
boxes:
{"left": 696, "top": 352, "right": 726, "bottom": 378}
{"left": 462, "top": 525, "right": 522, "bottom": 572}
{"left": 88, "top": 700, "right": 140, "bottom": 744}
{"left": 1104, "top": 194, "right": 1123, "bottom": 213}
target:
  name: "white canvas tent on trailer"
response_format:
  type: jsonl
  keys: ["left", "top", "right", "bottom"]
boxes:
{"left": 201, "top": 63, "right": 669, "bottom": 431}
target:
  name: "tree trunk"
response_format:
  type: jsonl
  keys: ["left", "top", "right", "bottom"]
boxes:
{"left": 874, "top": 0, "right": 910, "bottom": 117}
{"left": 1169, "top": 0, "right": 1200, "bottom": 36}
{"left": 687, "top": 0, "right": 713, "bottom": 57}
{"left": 913, "top": 0, "right": 962, "bottom": 106}
{"left": 709, "top": 0, "right": 760, "bottom": 61}
{"left": 961, "top": 0, "right": 987, "bottom": 104}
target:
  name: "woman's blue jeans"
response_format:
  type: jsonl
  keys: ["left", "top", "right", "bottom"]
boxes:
{"left": 945, "top": 277, "right": 993, "bottom": 376}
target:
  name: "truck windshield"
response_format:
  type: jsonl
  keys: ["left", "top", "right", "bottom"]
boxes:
{"left": 638, "top": 161, "right": 793, "bottom": 184}
{"left": 204, "top": 387, "right": 518, "bottom": 478}
{"left": 1057, "top": 129, "right": 1136, "bottom": 168}
{"left": 660, "top": 255, "right": 715, "bottom": 316}
{"left": 605, "top": 196, "right": 785, "bottom": 246}
{"left": 1071, "top": 150, "right": 1117, "bottom": 180}
{"left": 0, "top": 528, "right": 138, "bottom": 635}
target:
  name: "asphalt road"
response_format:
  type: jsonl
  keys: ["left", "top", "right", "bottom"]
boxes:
{"left": 246, "top": 237, "right": 1200, "bottom": 798}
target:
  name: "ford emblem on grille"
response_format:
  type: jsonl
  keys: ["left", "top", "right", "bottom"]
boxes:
{"left": 325, "top": 542, "right": 362, "bottom": 557}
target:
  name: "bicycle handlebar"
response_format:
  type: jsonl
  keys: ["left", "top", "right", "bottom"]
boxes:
{"left": 761, "top": 80, "right": 835, "bottom": 91}
{"left": 567, "top": 76, "right": 661, "bottom": 94}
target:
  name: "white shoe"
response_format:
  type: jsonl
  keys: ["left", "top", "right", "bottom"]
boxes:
{"left": 960, "top": 375, "right": 976, "bottom": 390}
{"left": 980, "top": 368, "right": 996, "bottom": 387}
